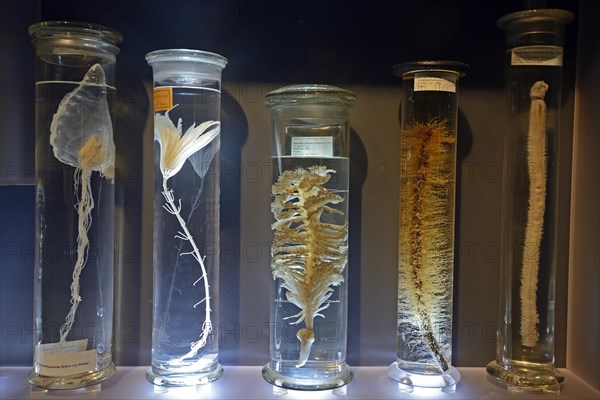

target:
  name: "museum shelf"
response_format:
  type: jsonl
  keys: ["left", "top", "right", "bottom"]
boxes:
{"left": 1, "top": 366, "right": 599, "bottom": 400}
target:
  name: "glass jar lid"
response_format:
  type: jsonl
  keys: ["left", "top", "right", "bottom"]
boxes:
{"left": 265, "top": 84, "right": 356, "bottom": 107}
{"left": 497, "top": 8, "right": 574, "bottom": 31}
{"left": 145, "top": 49, "right": 228, "bottom": 69}
{"left": 393, "top": 61, "right": 469, "bottom": 78}
{"left": 497, "top": 8, "right": 574, "bottom": 47}
{"left": 29, "top": 21, "right": 122, "bottom": 46}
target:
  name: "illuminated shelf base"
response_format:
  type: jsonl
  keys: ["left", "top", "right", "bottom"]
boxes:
{"left": 387, "top": 361, "right": 460, "bottom": 393}
{"left": 0, "top": 366, "right": 597, "bottom": 399}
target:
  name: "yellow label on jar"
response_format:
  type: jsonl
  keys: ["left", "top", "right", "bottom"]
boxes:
{"left": 153, "top": 87, "right": 173, "bottom": 112}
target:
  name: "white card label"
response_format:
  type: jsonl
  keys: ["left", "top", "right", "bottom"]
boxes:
{"left": 291, "top": 136, "right": 333, "bottom": 157}
{"left": 35, "top": 339, "right": 97, "bottom": 377}
{"left": 511, "top": 46, "right": 564, "bottom": 66}
{"left": 414, "top": 77, "right": 456, "bottom": 93}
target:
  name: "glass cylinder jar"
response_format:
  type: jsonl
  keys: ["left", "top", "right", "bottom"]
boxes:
{"left": 28, "top": 21, "right": 121, "bottom": 390}
{"left": 262, "top": 84, "right": 355, "bottom": 391}
{"left": 486, "top": 9, "right": 574, "bottom": 394}
{"left": 145, "top": 49, "right": 227, "bottom": 387}
{"left": 388, "top": 61, "right": 467, "bottom": 392}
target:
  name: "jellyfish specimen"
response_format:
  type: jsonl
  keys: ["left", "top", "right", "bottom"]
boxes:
{"left": 49, "top": 63, "right": 115, "bottom": 343}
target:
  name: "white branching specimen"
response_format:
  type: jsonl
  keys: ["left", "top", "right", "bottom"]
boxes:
{"left": 271, "top": 166, "right": 348, "bottom": 367}
{"left": 154, "top": 109, "right": 220, "bottom": 360}
{"left": 398, "top": 120, "right": 455, "bottom": 373}
{"left": 520, "top": 81, "right": 549, "bottom": 348}
{"left": 49, "top": 64, "right": 115, "bottom": 343}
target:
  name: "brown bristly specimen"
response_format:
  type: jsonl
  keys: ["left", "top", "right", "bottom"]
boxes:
{"left": 398, "top": 119, "right": 455, "bottom": 372}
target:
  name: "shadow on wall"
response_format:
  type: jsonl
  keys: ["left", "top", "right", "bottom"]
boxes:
{"left": 219, "top": 89, "right": 249, "bottom": 366}
{"left": 452, "top": 108, "right": 474, "bottom": 366}
{"left": 347, "top": 128, "right": 368, "bottom": 366}
{"left": 113, "top": 58, "right": 149, "bottom": 366}
{"left": 0, "top": 186, "right": 35, "bottom": 365}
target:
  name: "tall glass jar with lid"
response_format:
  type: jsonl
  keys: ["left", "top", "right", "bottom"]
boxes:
{"left": 487, "top": 8, "right": 574, "bottom": 394}
{"left": 28, "top": 20, "right": 122, "bottom": 390}
{"left": 388, "top": 61, "right": 468, "bottom": 393}
{"left": 262, "top": 84, "right": 355, "bottom": 391}
{"left": 145, "top": 49, "right": 227, "bottom": 387}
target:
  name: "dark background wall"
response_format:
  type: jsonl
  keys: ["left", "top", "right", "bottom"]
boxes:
{"left": 0, "top": 0, "right": 586, "bottom": 372}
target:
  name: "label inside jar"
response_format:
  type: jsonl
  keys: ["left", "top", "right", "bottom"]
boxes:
{"left": 35, "top": 339, "right": 97, "bottom": 377}
{"left": 153, "top": 87, "right": 173, "bottom": 112}
{"left": 414, "top": 77, "right": 456, "bottom": 93}
{"left": 511, "top": 45, "right": 564, "bottom": 66}
{"left": 291, "top": 136, "right": 333, "bottom": 157}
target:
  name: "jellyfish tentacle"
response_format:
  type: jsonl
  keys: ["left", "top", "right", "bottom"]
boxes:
{"left": 60, "top": 165, "right": 94, "bottom": 342}
{"left": 59, "top": 134, "right": 110, "bottom": 342}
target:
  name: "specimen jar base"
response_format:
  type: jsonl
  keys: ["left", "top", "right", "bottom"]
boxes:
{"left": 262, "top": 362, "right": 353, "bottom": 391}
{"left": 486, "top": 360, "right": 563, "bottom": 394}
{"left": 387, "top": 361, "right": 460, "bottom": 390}
{"left": 145, "top": 363, "right": 223, "bottom": 387}
{"left": 28, "top": 362, "right": 116, "bottom": 390}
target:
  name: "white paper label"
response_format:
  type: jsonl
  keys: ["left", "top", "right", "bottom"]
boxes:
{"left": 511, "top": 45, "right": 563, "bottom": 66}
{"left": 291, "top": 136, "right": 333, "bottom": 157}
{"left": 414, "top": 77, "right": 456, "bottom": 93}
{"left": 35, "top": 339, "right": 97, "bottom": 377}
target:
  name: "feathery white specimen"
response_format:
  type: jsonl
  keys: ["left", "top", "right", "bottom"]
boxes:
{"left": 398, "top": 120, "right": 455, "bottom": 373}
{"left": 520, "top": 81, "right": 548, "bottom": 348}
{"left": 49, "top": 64, "right": 115, "bottom": 343}
{"left": 271, "top": 166, "right": 348, "bottom": 367}
{"left": 154, "top": 109, "right": 220, "bottom": 360}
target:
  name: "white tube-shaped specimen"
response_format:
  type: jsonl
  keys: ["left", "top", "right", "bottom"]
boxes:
{"left": 520, "top": 81, "right": 548, "bottom": 347}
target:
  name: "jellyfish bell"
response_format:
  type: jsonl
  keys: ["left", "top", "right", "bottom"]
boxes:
{"left": 50, "top": 63, "right": 115, "bottom": 181}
